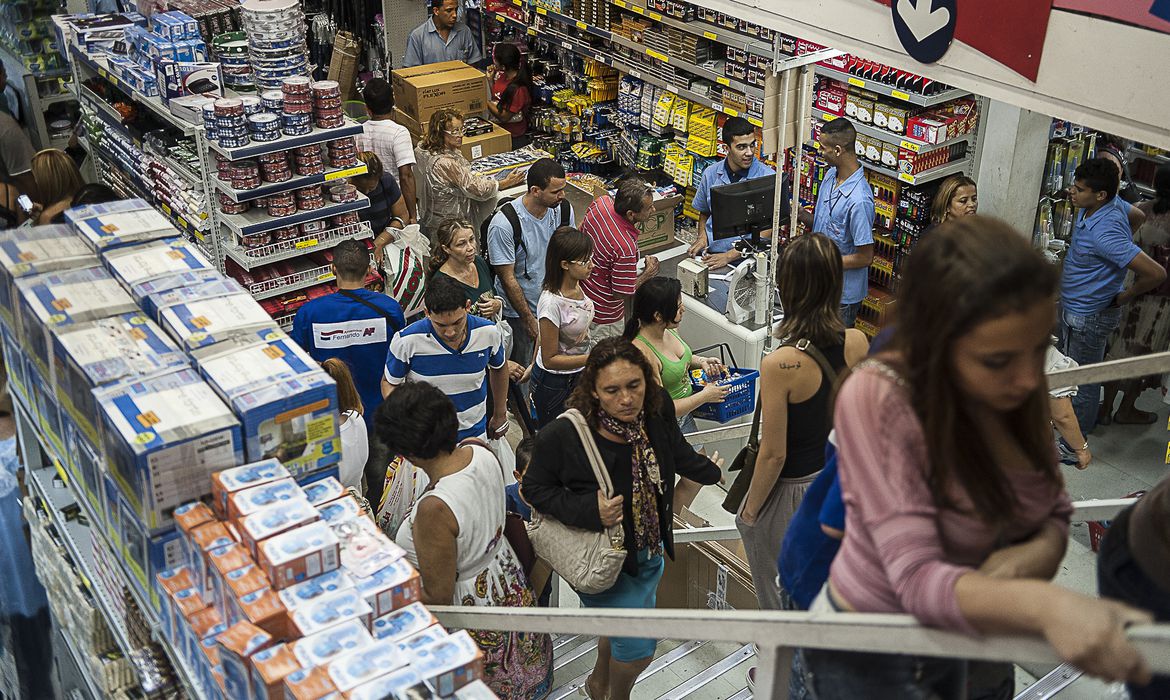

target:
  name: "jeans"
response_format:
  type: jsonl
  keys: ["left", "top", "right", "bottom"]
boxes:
{"left": 839, "top": 302, "right": 862, "bottom": 329}
{"left": 1059, "top": 305, "right": 1122, "bottom": 434}
{"left": 505, "top": 315, "right": 535, "bottom": 366}
{"left": 803, "top": 648, "right": 968, "bottom": 700}
{"left": 781, "top": 588, "right": 813, "bottom": 700}
{"left": 531, "top": 365, "right": 578, "bottom": 428}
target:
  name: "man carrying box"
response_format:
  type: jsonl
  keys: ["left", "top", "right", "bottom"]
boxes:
{"left": 403, "top": 0, "right": 482, "bottom": 68}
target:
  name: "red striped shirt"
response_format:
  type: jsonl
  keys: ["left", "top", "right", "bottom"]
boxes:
{"left": 580, "top": 196, "right": 639, "bottom": 325}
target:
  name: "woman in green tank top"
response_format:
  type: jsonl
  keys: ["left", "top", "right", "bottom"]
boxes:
{"left": 624, "top": 278, "right": 729, "bottom": 507}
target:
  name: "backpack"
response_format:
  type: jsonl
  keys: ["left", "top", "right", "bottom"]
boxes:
{"left": 479, "top": 197, "right": 571, "bottom": 281}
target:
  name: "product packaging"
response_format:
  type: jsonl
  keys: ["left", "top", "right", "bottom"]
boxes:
{"left": 290, "top": 618, "right": 374, "bottom": 668}
{"left": 190, "top": 520, "right": 235, "bottom": 598}
{"left": 97, "top": 367, "right": 243, "bottom": 531}
{"left": 217, "top": 621, "right": 274, "bottom": 699}
{"left": 335, "top": 516, "right": 406, "bottom": 579}
{"left": 174, "top": 501, "right": 215, "bottom": 571}
{"left": 211, "top": 459, "right": 290, "bottom": 518}
{"left": 240, "top": 498, "right": 321, "bottom": 557}
{"left": 278, "top": 568, "right": 356, "bottom": 612}
{"left": 396, "top": 625, "right": 449, "bottom": 656}
{"left": 236, "top": 586, "right": 288, "bottom": 639}
{"left": 290, "top": 586, "right": 373, "bottom": 637}
{"left": 353, "top": 558, "right": 421, "bottom": 618}
{"left": 100, "top": 237, "right": 214, "bottom": 292}
{"left": 302, "top": 477, "right": 344, "bottom": 507}
{"left": 65, "top": 199, "right": 178, "bottom": 252}
{"left": 136, "top": 273, "right": 239, "bottom": 323}
{"left": 283, "top": 666, "right": 339, "bottom": 700}
{"left": 316, "top": 495, "right": 362, "bottom": 525}
{"left": 326, "top": 639, "right": 409, "bottom": 693}
{"left": 258, "top": 520, "right": 341, "bottom": 590}
{"left": 0, "top": 225, "right": 97, "bottom": 331}
{"left": 158, "top": 290, "right": 279, "bottom": 351}
{"left": 371, "top": 602, "right": 439, "bottom": 643}
{"left": 250, "top": 643, "right": 302, "bottom": 700}
{"left": 228, "top": 477, "right": 306, "bottom": 523}
{"left": 223, "top": 564, "right": 270, "bottom": 622}
{"left": 411, "top": 630, "right": 485, "bottom": 696}
{"left": 207, "top": 540, "right": 254, "bottom": 612}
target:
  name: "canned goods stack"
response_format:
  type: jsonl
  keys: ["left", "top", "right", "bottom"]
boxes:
{"left": 266, "top": 191, "right": 297, "bottom": 216}
{"left": 301, "top": 219, "right": 328, "bottom": 236}
{"left": 328, "top": 183, "right": 359, "bottom": 203}
{"left": 240, "top": 231, "right": 272, "bottom": 250}
{"left": 202, "top": 102, "right": 218, "bottom": 141}
{"left": 219, "top": 192, "right": 250, "bottom": 214}
{"left": 248, "top": 113, "right": 282, "bottom": 142}
{"left": 258, "top": 151, "right": 292, "bottom": 182}
{"left": 240, "top": 0, "right": 311, "bottom": 91}
{"left": 213, "top": 32, "right": 254, "bottom": 93}
{"left": 327, "top": 137, "right": 358, "bottom": 168}
{"left": 293, "top": 145, "right": 325, "bottom": 176}
{"left": 311, "top": 80, "right": 344, "bottom": 129}
{"left": 296, "top": 185, "right": 325, "bottom": 210}
{"left": 272, "top": 225, "right": 301, "bottom": 242}
{"left": 215, "top": 153, "right": 231, "bottom": 182}
{"left": 228, "top": 160, "right": 261, "bottom": 190}
{"left": 331, "top": 212, "right": 360, "bottom": 227}
{"left": 214, "top": 98, "right": 251, "bottom": 148}
{"left": 260, "top": 89, "right": 284, "bottom": 113}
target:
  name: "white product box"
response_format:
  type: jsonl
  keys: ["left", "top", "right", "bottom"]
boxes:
{"left": 158, "top": 291, "right": 278, "bottom": 351}
{"left": 193, "top": 331, "right": 339, "bottom": 477}
{"left": 395, "top": 625, "right": 449, "bottom": 655}
{"left": 97, "top": 367, "right": 243, "bottom": 531}
{"left": 134, "top": 271, "right": 232, "bottom": 322}
{"left": 227, "top": 478, "right": 306, "bottom": 522}
{"left": 316, "top": 495, "right": 362, "bottom": 526}
{"left": 326, "top": 640, "right": 409, "bottom": 693}
{"left": 101, "top": 237, "right": 214, "bottom": 292}
{"left": 258, "top": 521, "right": 341, "bottom": 590}
{"left": 210, "top": 459, "right": 290, "bottom": 519}
{"left": 353, "top": 558, "right": 421, "bottom": 618}
{"left": 65, "top": 199, "right": 178, "bottom": 251}
{"left": 278, "top": 568, "right": 355, "bottom": 612}
{"left": 302, "top": 477, "right": 344, "bottom": 507}
{"left": 240, "top": 499, "right": 321, "bottom": 558}
{"left": 344, "top": 667, "right": 424, "bottom": 700}
{"left": 412, "top": 630, "right": 485, "bottom": 696}
{"left": 371, "top": 602, "right": 438, "bottom": 643}
{"left": 0, "top": 224, "right": 97, "bottom": 331}
{"left": 290, "top": 587, "right": 373, "bottom": 638}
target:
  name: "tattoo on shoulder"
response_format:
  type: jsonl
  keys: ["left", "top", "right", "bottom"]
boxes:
{"left": 777, "top": 361, "right": 801, "bottom": 370}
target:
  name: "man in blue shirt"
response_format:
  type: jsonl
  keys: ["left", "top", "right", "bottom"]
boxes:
{"left": 403, "top": 0, "right": 483, "bottom": 68}
{"left": 799, "top": 118, "right": 874, "bottom": 328}
{"left": 1059, "top": 158, "right": 1165, "bottom": 433}
{"left": 690, "top": 117, "right": 776, "bottom": 270}
{"left": 488, "top": 157, "right": 572, "bottom": 365}
{"left": 291, "top": 239, "right": 405, "bottom": 428}
{"left": 382, "top": 275, "right": 509, "bottom": 441}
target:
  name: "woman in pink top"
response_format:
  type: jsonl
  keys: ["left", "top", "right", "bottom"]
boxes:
{"left": 801, "top": 217, "right": 1152, "bottom": 698}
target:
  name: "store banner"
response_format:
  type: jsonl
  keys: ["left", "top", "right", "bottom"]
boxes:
{"left": 871, "top": 0, "right": 1054, "bottom": 80}
{"left": 1052, "top": 0, "right": 1170, "bottom": 33}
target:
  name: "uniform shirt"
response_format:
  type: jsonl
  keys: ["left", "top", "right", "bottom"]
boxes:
{"left": 813, "top": 166, "right": 875, "bottom": 305}
{"left": 1060, "top": 200, "right": 1142, "bottom": 315}
{"left": 383, "top": 314, "right": 505, "bottom": 441}
{"left": 291, "top": 289, "right": 406, "bottom": 427}
{"left": 488, "top": 199, "right": 575, "bottom": 318}
{"left": 692, "top": 157, "right": 775, "bottom": 253}
{"left": 403, "top": 18, "right": 483, "bottom": 67}
{"left": 356, "top": 119, "right": 416, "bottom": 176}
{"left": 580, "top": 195, "right": 639, "bottom": 325}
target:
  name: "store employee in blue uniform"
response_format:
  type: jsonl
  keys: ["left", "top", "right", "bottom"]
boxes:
{"left": 799, "top": 117, "right": 875, "bottom": 328}
{"left": 291, "top": 239, "right": 406, "bottom": 428}
{"left": 690, "top": 116, "right": 776, "bottom": 270}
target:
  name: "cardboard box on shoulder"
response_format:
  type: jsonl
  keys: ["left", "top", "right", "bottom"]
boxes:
{"left": 391, "top": 61, "right": 486, "bottom": 127}
{"left": 563, "top": 180, "right": 679, "bottom": 254}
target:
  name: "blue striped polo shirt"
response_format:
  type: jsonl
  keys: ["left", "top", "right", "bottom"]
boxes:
{"left": 383, "top": 314, "right": 505, "bottom": 440}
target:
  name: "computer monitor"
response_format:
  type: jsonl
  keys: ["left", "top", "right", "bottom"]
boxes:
{"left": 711, "top": 175, "right": 788, "bottom": 248}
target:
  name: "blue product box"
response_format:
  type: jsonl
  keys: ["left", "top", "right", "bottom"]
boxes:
{"left": 51, "top": 311, "right": 189, "bottom": 446}
{"left": 154, "top": 59, "right": 222, "bottom": 105}
{"left": 143, "top": 278, "right": 244, "bottom": 323}
{"left": 65, "top": 198, "right": 178, "bottom": 252}
{"left": 28, "top": 359, "right": 65, "bottom": 457}
{"left": 302, "top": 476, "right": 344, "bottom": 507}
{"left": 101, "top": 237, "right": 214, "bottom": 292}
{"left": 193, "top": 332, "right": 340, "bottom": 477}
{"left": 327, "top": 639, "right": 408, "bottom": 693}
{"left": 97, "top": 367, "right": 243, "bottom": 532}
{"left": 0, "top": 224, "right": 97, "bottom": 332}
{"left": 172, "top": 10, "right": 200, "bottom": 40}
{"left": 117, "top": 491, "right": 185, "bottom": 612}
{"left": 1, "top": 324, "right": 29, "bottom": 410}
{"left": 64, "top": 412, "right": 104, "bottom": 512}
{"left": 140, "top": 31, "right": 179, "bottom": 63}
{"left": 277, "top": 568, "right": 355, "bottom": 613}
{"left": 150, "top": 12, "right": 185, "bottom": 42}
{"left": 158, "top": 292, "right": 278, "bottom": 352}
{"left": 101, "top": 471, "right": 123, "bottom": 543}
{"left": 133, "top": 270, "right": 227, "bottom": 321}
{"left": 371, "top": 601, "right": 438, "bottom": 643}
{"left": 15, "top": 265, "right": 139, "bottom": 379}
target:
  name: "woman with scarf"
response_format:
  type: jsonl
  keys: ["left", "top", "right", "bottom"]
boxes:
{"left": 522, "top": 337, "right": 724, "bottom": 700}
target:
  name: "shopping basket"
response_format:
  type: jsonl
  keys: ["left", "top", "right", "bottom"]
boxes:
{"left": 1087, "top": 490, "right": 1146, "bottom": 552}
{"left": 689, "top": 343, "right": 759, "bottom": 423}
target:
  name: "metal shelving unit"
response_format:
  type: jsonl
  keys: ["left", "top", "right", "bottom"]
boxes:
{"left": 213, "top": 163, "right": 368, "bottom": 203}
{"left": 812, "top": 65, "right": 971, "bottom": 108}
{"left": 248, "top": 263, "right": 336, "bottom": 300}
{"left": 219, "top": 193, "right": 372, "bottom": 237}
{"left": 205, "top": 121, "right": 365, "bottom": 161}
{"left": 814, "top": 109, "right": 975, "bottom": 154}
{"left": 609, "top": 0, "right": 772, "bottom": 57}
{"left": 223, "top": 221, "right": 374, "bottom": 270}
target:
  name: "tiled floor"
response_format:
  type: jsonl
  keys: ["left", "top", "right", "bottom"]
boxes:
{"left": 548, "top": 390, "right": 1169, "bottom": 699}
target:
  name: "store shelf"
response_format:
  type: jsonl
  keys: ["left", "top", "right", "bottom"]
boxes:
{"left": 609, "top": 0, "right": 772, "bottom": 57}
{"left": 537, "top": 8, "right": 764, "bottom": 98}
{"left": 541, "top": 29, "right": 764, "bottom": 125}
{"left": 206, "top": 120, "right": 365, "bottom": 160}
{"left": 213, "top": 163, "right": 368, "bottom": 203}
{"left": 249, "top": 263, "right": 335, "bottom": 300}
{"left": 40, "top": 91, "right": 79, "bottom": 108}
{"left": 486, "top": 8, "right": 529, "bottom": 29}
{"left": 56, "top": 624, "right": 105, "bottom": 700}
{"left": 69, "top": 45, "right": 195, "bottom": 136}
{"left": 865, "top": 157, "right": 970, "bottom": 185}
{"left": 813, "top": 65, "right": 971, "bottom": 107}
{"left": 1128, "top": 147, "right": 1170, "bottom": 167}
{"left": 218, "top": 192, "right": 370, "bottom": 236}
{"left": 222, "top": 221, "right": 373, "bottom": 270}
{"left": 814, "top": 110, "right": 975, "bottom": 153}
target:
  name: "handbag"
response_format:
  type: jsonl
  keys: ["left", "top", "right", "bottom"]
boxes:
{"left": 526, "top": 408, "right": 627, "bottom": 594}
{"left": 378, "top": 224, "right": 430, "bottom": 317}
{"left": 722, "top": 338, "right": 841, "bottom": 514}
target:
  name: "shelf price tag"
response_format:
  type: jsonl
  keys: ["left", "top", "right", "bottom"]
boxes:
{"left": 325, "top": 165, "right": 366, "bottom": 181}
{"left": 898, "top": 172, "right": 915, "bottom": 184}
{"left": 160, "top": 203, "right": 172, "bottom": 216}
{"left": 631, "top": 5, "right": 644, "bottom": 13}
{"left": 296, "top": 238, "right": 320, "bottom": 249}
{"left": 317, "top": 273, "right": 334, "bottom": 281}
{"left": 496, "top": 14, "right": 506, "bottom": 22}
{"left": 536, "top": 7, "right": 547, "bottom": 14}
{"left": 748, "top": 116, "right": 763, "bottom": 127}
{"left": 646, "top": 48, "right": 668, "bottom": 62}
{"left": 716, "top": 76, "right": 731, "bottom": 87}
{"left": 723, "top": 106, "right": 739, "bottom": 117}
{"left": 847, "top": 77, "right": 865, "bottom": 88}
{"left": 891, "top": 89, "right": 911, "bottom": 101}
{"left": 703, "top": 31, "right": 718, "bottom": 40}
{"left": 561, "top": 40, "right": 573, "bottom": 50}
{"left": 820, "top": 112, "right": 837, "bottom": 122}
{"left": 527, "top": 28, "right": 537, "bottom": 35}
{"left": 899, "top": 139, "right": 921, "bottom": 153}
{"left": 647, "top": 11, "right": 662, "bottom": 20}
{"left": 575, "top": 20, "right": 587, "bottom": 29}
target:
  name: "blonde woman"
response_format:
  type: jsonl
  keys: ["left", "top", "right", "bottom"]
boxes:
{"left": 414, "top": 108, "right": 525, "bottom": 237}
{"left": 930, "top": 175, "right": 978, "bottom": 226}
{"left": 30, "top": 149, "right": 83, "bottom": 225}
{"left": 427, "top": 218, "right": 502, "bottom": 319}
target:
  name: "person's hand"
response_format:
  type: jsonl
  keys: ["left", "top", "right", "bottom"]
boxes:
{"left": 597, "top": 491, "right": 624, "bottom": 526}
{"left": 642, "top": 256, "right": 660, "bottom": 278}
{"left": 687, "top": 238, "right": 707, "bottom": 257}
{"left": 373, "top": 230, "right": 396, "bottom": 266}
{"left": 698, "top": 380, "right": 729, "bottom": 404}
{"left": 1075, "top": 446, "right": 1092, "bottom": 470}
{"left": 506, "top": 360, "right": 525, "bottom": 382}
{"left": 708, "top": 450, "right": 724, "bottom": 470}
{"left": 26, "top": 201, "right": 43, "bottom": 225}
{"left": 520, "top": 363, "right": 533, "bottom": 384}
{"left": 477, "top": 295, "right": 503, "bottom": 319}
{"left": 487, "top": 412, "right": 509, "bottom": 440}
{"left": 487, "top": 65, "right": 499, "bottom": 80}
{"left": 699, "top": 356, "right": 727, "bottom": 379}
{"left": 702, "top": 250, "right": 739, "bottom": 270}
{"left": 1041, "top": 592, "right": 1152, "bottom": 685}
{"left": 523, "top": 315, "right": 539, "bottom": 341}
{"left": 501, "top": 170, "right": 526, "bottom": 189}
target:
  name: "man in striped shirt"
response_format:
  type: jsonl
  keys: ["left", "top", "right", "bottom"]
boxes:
{"left": 381, "top": 276, "right": 508, "bottom": 441}
{"left": 580, "top": 176, "right": 661, "bottom": 341}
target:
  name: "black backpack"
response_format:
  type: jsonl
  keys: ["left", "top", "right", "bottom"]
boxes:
{"left": 480, "top": 197, "right": 571, "bottom": 281}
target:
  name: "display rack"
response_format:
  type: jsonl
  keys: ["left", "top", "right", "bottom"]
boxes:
{"left": 812, "top": 65, "right": 971, "bottom": 108}
{"left": 222, "top": 220, "right": 375, "bottom": 270}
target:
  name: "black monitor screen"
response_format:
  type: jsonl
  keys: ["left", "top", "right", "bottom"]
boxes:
{"left": 711, "top": 175, "right": 788, "bottom": 243}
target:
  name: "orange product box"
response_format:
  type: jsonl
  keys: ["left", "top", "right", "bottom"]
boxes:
{"left": 210, "top": 459, "right": 289, "bottom": 519}
{"left": 352, "top": 558, "right": 421, "bottom": 618}
{"left": 239, "top": 499, "right": 320, "bottom": 558}
{"left": 223, "top": 564, "right": 270, "bottom": 616}
{"left": 217, "top": 621, "right": 273, "bottom": 700}
{"left": 258, "top": 521, "right": 341, "bottom": 590}
{"left": 207, "top": 541, "right": 254, "bottom": 612}
{"left": 173, "top": 501, "right": 215, "bottom": 567}
{"left": 185, "top": 606, "right": 224, "bottom": 669}
{"left": 250, "top": 643, "right": 301, "bottom": 700}
{"left": 156, "top": 566, "right": 195, "bottom": 640}
{"left": 237, "top": 587, "right": 288, "bottom": 640}
{"left": 190, "top": 521, "right": 235, "bottom": 598}
{"left": 167, "top": 587, "right": 205, "bottom": 645}
{"left": 284, "top": 666, "right": 340, "bottom": 700}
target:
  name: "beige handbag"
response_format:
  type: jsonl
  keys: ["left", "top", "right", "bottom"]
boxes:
{"left": 526, "top": 408, "right": 627, "bottom": 594}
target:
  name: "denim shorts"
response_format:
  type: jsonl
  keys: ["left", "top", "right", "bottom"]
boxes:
{"left": 531, "top": 365, "right": 579, "bottom": 428}
{"left": 577, "top": 549, "right": 664, "bottom": 662}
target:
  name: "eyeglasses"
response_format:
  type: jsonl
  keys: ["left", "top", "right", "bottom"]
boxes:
{"left": 444, "top": 129, "right": 464, "bottom": 136}
{"left": 572, "top": 257, "right": 594, "bottom": 267}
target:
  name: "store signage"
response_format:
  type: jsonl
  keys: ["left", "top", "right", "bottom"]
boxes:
{"left": 1051, "top": 0, "right": 1170, "bottom": 33}
{"left": 891, "top": 0, "right": 956, "bottom": 63}
{"left": 872, "top": 0, "right": 1054, "bottom": 80}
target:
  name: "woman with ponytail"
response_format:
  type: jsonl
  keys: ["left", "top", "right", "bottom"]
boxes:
{"left": 428, "top": 218, "right": 503, "bottom": 320}
{"left": 1101, "top": 166, "right": 1170, "bottom": 423}
{"left": 485, "top": 43, "right": 532, "bottom": 148}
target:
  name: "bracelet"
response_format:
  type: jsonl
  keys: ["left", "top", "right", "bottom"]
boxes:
{"left": 1077, "top": 441, "right": 1089, "bottom": 452}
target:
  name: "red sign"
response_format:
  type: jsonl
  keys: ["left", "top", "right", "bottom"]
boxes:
{"left": 873, "top": 0, "right": 1054, "bottom": 81}
{"left": 1052, "top": 0, "right": 1170, "bottom": 34}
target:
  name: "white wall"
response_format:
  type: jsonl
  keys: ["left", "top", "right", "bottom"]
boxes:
{"left": 974, "top": 101, "right": 1053, "bottom": 235}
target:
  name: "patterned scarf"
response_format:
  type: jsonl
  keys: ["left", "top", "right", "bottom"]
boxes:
{"left": 597, "top": 408, "right": 663, "bottom": 556}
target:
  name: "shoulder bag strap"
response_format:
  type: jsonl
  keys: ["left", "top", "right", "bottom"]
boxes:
{"left": 337, "top": 289, "right": 397, "bottom": 324}
{"left": 561, "top": 409, "right": 615, "bottom": 498}
{"left": 790, "top": 338, "right": 840, "bottom": 385}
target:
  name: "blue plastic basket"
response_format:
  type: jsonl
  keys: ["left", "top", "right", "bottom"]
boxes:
{"left": 690, "top": 367, "right": 759, "bottom": 423}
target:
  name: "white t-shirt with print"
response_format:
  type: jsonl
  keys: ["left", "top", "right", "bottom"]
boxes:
{"left": 535, "top": 289, "right": 594, "bottom": 374}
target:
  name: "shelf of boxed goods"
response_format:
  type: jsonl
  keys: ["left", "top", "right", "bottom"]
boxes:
{"left": 607, "top": 0, "right": 773, "bottom": 57}
{"left": 539, "top": 28, "right": 766, "bottom": 126}
{"left": 813, "top": 65, "right": 971, "bottom": 108}
{"left": 222, "top": 220, "right": 375, "bottom": 271}
{"left": 68, "top": 45, "right": 196, "bottom": 137}
{"left": 534, "top": 8, "right": 765, "bottom": 98}
{"left": 15, "top": 399, "right": 206, "bottom": 699}
{"left": 814, "top": 108, "right": 975, "bottom": 155}
{"left": 803, "top": 139, "right": 971, "bottom": 186}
